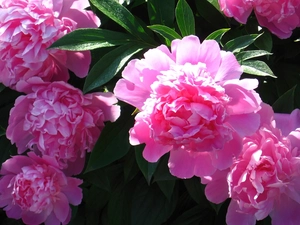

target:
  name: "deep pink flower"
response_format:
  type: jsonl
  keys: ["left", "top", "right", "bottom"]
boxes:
{"left": 203, "top": 104, "right": 300, "bottom": 225}
{"left": 114, "top": 35, "right": 262, "bottom": 179}
{"left": 0, "top": 0, "right": 100, "bottom": 90}
{"left": 6, "top": 79, "right": 120, "bottom": 175}
{"left": 0, "top": 152, "right": 82, "bottom": 225}
{"left": 218, "top": 0, "right": 300, "bottom": 39}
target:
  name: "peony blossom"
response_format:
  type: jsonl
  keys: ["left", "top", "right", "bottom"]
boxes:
{"left": 203, "top": 104, "right": 300, "bottom": 225}
{"left": 0, "top": 0, "right": 100, "bottom": 91}
{"left": 218, "top": 0, "right": 300, "bottom": 39}
{"left": 6, "top": 79, "right": 120, "bottom": 175}
{"left": 0, "top": 152, "right": 83, "bottom": 225}
{"left": 274, "top": 108, "right": 300, "bottom": 136}
{"left": 114, "top": 35, "right": 262, "bottom": 179}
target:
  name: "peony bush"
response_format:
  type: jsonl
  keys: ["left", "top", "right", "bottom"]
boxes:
{"left": 0, "top": 0, "right": 300, "bottom": 224}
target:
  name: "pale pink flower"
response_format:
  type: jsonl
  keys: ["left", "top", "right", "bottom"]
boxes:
{"left": 114, "top": 35, "right": 262, "bottom": 179}
{"left": 0, "top": 152, "right": 82, "bottom": 225}
{"left": 0, "top": 0, "right": 100, "bottom": 90}
{"left": 218, "top": 0, "right": 300, "bottom": 39}
{"left": 6, "top": 79, "right": 120, "bottom": 175}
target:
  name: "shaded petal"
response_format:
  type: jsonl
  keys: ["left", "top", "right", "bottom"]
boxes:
{"left": 65, "top": 51, "right": 91, "bottom": 78}
{"left": 219, "top": 0, "right": 253, "bottom": 23}
{"left": 226, "top": 200, "right": 256, "bottom": 225}
{"left": 1, "top": 156, "right": 33, "bottom": 175}
{"left": 53, "top": 193, "right": 70, "bottom": 223}
{"left": 114, "top": 79, "right": 150, "bottom": 110}
{"left": 227, "top": 113, "right": 260, "bottom": 137}
{"left": 270, "top": 195, "right": 300, "bottom": 225}
{"left": 61, "top": 178, "right": 83, "bottom": 205}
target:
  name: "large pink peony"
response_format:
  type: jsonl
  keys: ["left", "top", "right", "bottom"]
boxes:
{"left": 203, "top": 105, "right": 300, "bottom": 225}
{"left": 218, "top": 0, "right": 300, "bottom": 39}
{"left": 0, "top": 0, "right": 100, "bottom": 90}
{"left": 6, "top": 79, "right": 120, "bottom": 175}
{"left": 114, "top": 35, "right": 262, "bottom": 179}
{"left": 0, "top": 152, "right": 82, "bottom": 225}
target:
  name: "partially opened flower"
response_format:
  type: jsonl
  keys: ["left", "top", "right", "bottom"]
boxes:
{"left": 0, "top": 152, "right": 82, "bottom": 225}
{"left": 114, "top": 35, "right": 262, "bottom": 179}
{"left": 7, "top": 79, "right": 120, "bottom": 175}
{"left": 218, "top": 0, "right": 300, "bottom": 39}
{"left": 0, "top": 0, "right": 100, "bottom": 90}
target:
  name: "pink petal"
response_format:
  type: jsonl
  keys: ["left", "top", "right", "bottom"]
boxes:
{"left": 168, "top": 150, "right": 216, "bottom": 178}
{"left": 114, "top": 79, "right": 150, "bottom": 109}
{"left": 227, "top": 113, "right": 260, "bottom": 137}
{"left": 219, "top": 0, "right": 253, "bottom": 24}
{"left": 142, "top": 141, "right": 172, "bottom": 163}
{"left": 214, "top": 51, "right": 243, "bottom": 81}
{"left": 274, "top": 109, "right": 300, "bottom": 136}
{"left": 22, "top": 210, "right": 49, "bottom": 225}
{"left": 211, "top": 132, "right": 242, "bottom": 170}
{"left": 203, "top": 169, "right": 230, "bottom": 204}
{"left": 62, "top": 178, "right": 83, "bottom": 205}
{"left": 53, "top": 193, "right": 70, "bottom": 222}
{"left": 226, "top": 200, "right": 256, "bottom": 225}
{"left": 44, "top": 212, "right": 61, "bottom": 225}
{"left": 171, "top": 35, "right": 201, "bottom": 65}
{"left": 270, "top": 195, "right": 300, "bottom": 225}
{"left": 143, "top": 47, "right": 175, "bottom": 71}
{"left": 65, "top": 51, "right": 91, "bottom": 78}
{"left": 1, "top": 156, "right": 33, "bottom": 175}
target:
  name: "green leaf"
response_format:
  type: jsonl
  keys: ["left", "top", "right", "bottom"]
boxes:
{"left": 205, "top": 28, "right": 230, "bottom": 44}
{"left": 236, "top": 50, "right": 272, "bottom": 62}
{"left": 184, "top": 178, "right": 209, "bottom": 206}
{"left": 272, "top": 85, "right": 299, "bottom": 113}
{"left": 85, "top": 186, "right": 110, "bottom": 225}
{"left": 156, "top": 180, "right": 176, "bottom": 201}
{"left": 147, "top": 0, "right": 175, "bottom": 27}
{"left": 135, "top": 145, "right": 159, "bottom": 184}
{"left": 175, "top": 0, "right": 195, "bottom": 36}
{"left": 254, "top": 31, "right": 273, "bottom": 52}
{"left": 172, "top": 205, "right": 211, "bottom": 225}
{"left": 148, "top": 25, "right": 181, "bottom": 44}
{"left": 83, "top": 169, "right": 111, "bottom": 192}
{"left": 50, "top": 28, "right": 135, "bottom": 51}
{"left": 83, "top": 43, "right": 144, "bottom": 93}
{"left": 0, "top": 126, "right": 5, "bottom": 137}
{"left": 84, "top": 107, "right": 134, "bottom": 173}
{"left": 131, "top": 178, "right": 177, "bottom": 225}
{"left": 223, "top": 34, "right": 262, "bottom": 53}
{"left": 241, "top": 60, "right": 276, "bottom": 78}
{"left": 153, "top": 154, "right": 177, "bottom": 182}
{"left": 0, "top": 84, "right": 5, "bottom": 93}
{"left": 195, "top": 0, "right": 229, "bottom": 29}
{"left": 90, "top": 0, "right": 154, "bottom": 44}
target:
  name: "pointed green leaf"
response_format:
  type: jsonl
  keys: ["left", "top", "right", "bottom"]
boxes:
{"left": 236, "top": 50, "right": 272, "bottom": 62}
{"left": 157, "top": 180, "right": 176, "bottom": 201}
{"left": 83, "top": 43, "right": 144, "bottom": 93}
{"left": 241, "top": 60, "right": 276, "bottom": 78}
{"left": 50, "top": 28, "right": 135, "bottom": 51}
{"left": 254, "top": 30, "right": 273, "bottom": 52}
{"left": 147, "top": 0, "right": 175, "bottom": 27}
{"left": 175, "top": 0, "right": 195, "bottom": 36}
{"left": 148, "top": 25, "right": 181, "bottom": 44}
{"left": 205, "top": 28, "right": 230, "bottom": 44}
{"left": 84, "top": 107, "right": 134, "bottom": 173}
{"left": 223, "top": 34, "right": 262, "bottom": 53}
{"left": 135, "top": 145, "right": 158, "bottom": 184}
{"left": 272, "top": 85, "right": 299, "bottom": 113}
{"left": 90, "top": 0, "right": 155, "bottom": 44}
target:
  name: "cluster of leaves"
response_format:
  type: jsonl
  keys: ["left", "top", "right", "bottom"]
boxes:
{"left": 1, "top": 0, "right": 300, "bottom": 224}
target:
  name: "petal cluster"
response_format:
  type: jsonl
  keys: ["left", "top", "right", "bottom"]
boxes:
{"left": 7, "top": 80, "right": 120, "bottom": 175}
{"left": 219, "top": 0, "right": 300, "bottom": 39}
{"left": 0, "top": 0, "right": 100, "bottom": 90}
{"left": 202, "top": 106, "right": 300, "bottom": 225}
{"left": 114, "top": 35, "right": 262, "bottom": 179}
{"left": 0, "top": 152, "right": 82, "bottom": 225}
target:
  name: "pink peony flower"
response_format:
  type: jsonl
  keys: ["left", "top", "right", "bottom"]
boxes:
{"left": 6, "top": 79, "right": 120, "bottom": 175}
{"left": 0, "top": 152, "right": 82, "bottom": 225}
{"left": 114, "top": 35, "right": 262, "bottom": 179}
{"left": 218, "top": 0, "right": 300, "bottom": 39}
{"left": 0, "top": 0, "right": 100, "bottom": 90}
